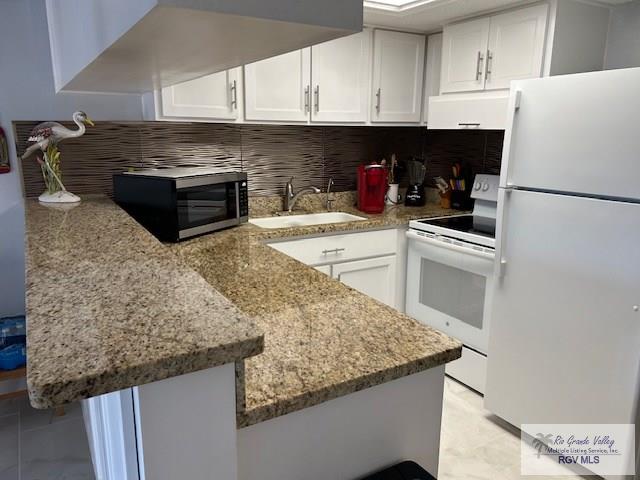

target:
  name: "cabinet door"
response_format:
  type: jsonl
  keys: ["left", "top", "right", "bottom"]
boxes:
{"left": 332, "top": 255, "right": 397, "bottom": 308}
{"left": 244, "top": 49, "right": 311, "bottom": 122}
{"left": 422, "top": 33, "right": 442, "bottom": 124}
{"left": 311, "top": 30, "right": 371, "bottom": 123}
{"left": 427, "top": 92, "right": 509, "bottom": 129}
{"left": 314, "top": 264, "right": 332, "bottom": 276}
{"left": 440, "top": 18, "right": 490, "bottom": 93}
{"left": 484, "top": 4, "right": 548, "bottom": 90}
{"left": 268, "top": 229, "right": 397, "bottom": 267}
{"left": 160, "top": 68, "right": 240, "bottom": 120}
{"left": 371, "top": 30, "right": 425, "bottom": 123}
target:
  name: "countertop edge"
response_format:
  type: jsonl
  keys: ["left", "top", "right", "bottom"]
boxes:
{"left": 27, "top": 332, "right": 265, "bottom": 410}
{"left": 237, "top": 344, "right": 462, "bottom": 428}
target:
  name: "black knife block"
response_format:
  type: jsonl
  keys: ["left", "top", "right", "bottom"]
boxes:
{"left": 451, "top": 190, "right": 472, "bottom": 210}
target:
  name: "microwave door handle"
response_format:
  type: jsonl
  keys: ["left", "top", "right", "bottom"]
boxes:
{"left": 235, "top": 182, "right": 240, "bottom": 222}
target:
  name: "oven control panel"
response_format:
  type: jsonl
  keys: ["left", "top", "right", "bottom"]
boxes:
{"left": 471, "top": 174, "right": 499, "bottom": 202}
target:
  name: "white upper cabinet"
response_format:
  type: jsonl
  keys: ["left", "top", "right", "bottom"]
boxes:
{"left": 371, "top": 30, "right": 425, "bottom": 123}
{"left": 440, "top": 18, "right": 490, "bottom": 94}
{"left": 244, "top": 49, "right": 311, "bottom": 122}
{"left": 310, "top": 30, "right": 371, "bottom": 123}
{"left": 423, "top": 33, "right": 443, "bottom": 124}
{"left": 160, "top": 68, "right": 241, "bottom": 120}
{"left": 440, "top": 4, "right": 548, "bottom": 94}
{"left": 484, "top": 4, "right": 548, "bottom": 90}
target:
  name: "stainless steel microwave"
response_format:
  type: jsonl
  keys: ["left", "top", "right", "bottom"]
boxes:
{"left": 113, "top": 167, "right": 248, "bottom": 242}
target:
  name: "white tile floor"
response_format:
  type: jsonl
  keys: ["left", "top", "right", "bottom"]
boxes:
{"left": 0, "top": 395, "right": 94, "bottom": 480}
{"left": 0, "top": 379, "right": 597, "bottom": 480}
{"left": 439, "top": 377, "right": 595, "bottom": 480}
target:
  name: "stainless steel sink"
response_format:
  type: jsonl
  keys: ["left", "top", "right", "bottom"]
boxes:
{"left": 249, "top": 212, "right": 366, "bottom": 229}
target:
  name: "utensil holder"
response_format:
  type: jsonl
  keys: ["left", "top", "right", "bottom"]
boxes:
{"left": 386, "top": 183, "right": 400, "bottom": 205}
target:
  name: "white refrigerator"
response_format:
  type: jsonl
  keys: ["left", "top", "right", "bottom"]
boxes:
{"left": 485, "top": 68, "right": 640, "bottom": 474}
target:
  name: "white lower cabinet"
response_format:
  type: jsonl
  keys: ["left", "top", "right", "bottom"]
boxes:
{"left": 269, "top": 229, "right": 402, "bottom": 309}
{"left": 314, "top": 264, "right": 332, "bottom": 275}
{"left": 332, "top": 255, "right": 397, "bottom": 308}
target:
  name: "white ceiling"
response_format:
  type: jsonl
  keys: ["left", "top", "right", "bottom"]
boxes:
{"left": 363, "top": 0, "right": 634, "bottom": 33}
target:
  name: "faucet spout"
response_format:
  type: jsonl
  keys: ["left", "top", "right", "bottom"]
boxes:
{"left": 284, "top": 177, "right": 320, "bottom": 212}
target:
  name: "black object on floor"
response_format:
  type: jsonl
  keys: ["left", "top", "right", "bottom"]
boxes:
{"left": 361, "top": 460, "right": 437, "bottom": 480}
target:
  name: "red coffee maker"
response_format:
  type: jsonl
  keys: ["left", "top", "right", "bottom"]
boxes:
{"left": 357, "top": 164, "right": 388, "bottom": 214}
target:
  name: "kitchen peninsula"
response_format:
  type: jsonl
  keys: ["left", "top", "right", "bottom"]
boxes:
{"left": 25, "top": 196, "right": 461, "bottom": 480}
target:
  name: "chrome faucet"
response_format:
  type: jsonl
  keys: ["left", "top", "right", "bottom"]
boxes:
{"left": 284, "top": 177, "right": 320, "bottom": 212}
{"left": 326, "top": 177, "right": 335, "bottom": 211}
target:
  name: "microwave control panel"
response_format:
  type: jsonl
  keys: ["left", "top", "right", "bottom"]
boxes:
{"left": 239, "top": 181, "right": 249, "bottom": 218}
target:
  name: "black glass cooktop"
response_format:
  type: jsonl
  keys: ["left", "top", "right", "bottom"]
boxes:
{"left": 417, "top": 214, "right": 495, "bottom": 238}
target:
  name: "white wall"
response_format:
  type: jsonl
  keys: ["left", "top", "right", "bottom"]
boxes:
{"left": 604, "top": 1, "right": 640, "bottom": 70}
{"left": 0, "top": 0, "right": 143, "bottom": 317}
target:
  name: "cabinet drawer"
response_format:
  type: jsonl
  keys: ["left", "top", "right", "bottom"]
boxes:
{"left": 269, "top": 229, "right": 398, "bottom": 266}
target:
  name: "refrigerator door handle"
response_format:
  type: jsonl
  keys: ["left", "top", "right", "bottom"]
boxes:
{"left": 495, "top": 187, "right": 514, "bottom": 278}
{"left": 499, "top": 89, "right": 522, "bottom": 189}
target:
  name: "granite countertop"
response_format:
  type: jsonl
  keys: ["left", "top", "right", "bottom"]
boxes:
{"left": 173, "top": 196, "right": 464, "bottom": 427}
{"left": 25, "top": 197, "right": 263, "bottom": 409}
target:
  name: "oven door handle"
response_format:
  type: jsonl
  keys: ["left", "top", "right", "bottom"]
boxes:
{"left": 406, "top": 230, "right": 494, "bottom": 261}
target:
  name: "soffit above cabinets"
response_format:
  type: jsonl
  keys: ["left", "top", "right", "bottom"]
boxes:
{"left": 363, "top": 0, "right": 631, "bottom": 33}
{"left": 46, "top": 0, "right": 362, "bottom": 94}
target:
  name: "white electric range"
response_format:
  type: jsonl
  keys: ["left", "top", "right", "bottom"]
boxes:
{"left": 405, "top": 174, "right": 499, "bottom": 393}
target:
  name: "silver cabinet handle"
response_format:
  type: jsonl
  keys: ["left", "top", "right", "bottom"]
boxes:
{"left": 230, "top": 80, "right": 238, "bottom": 109}
{"left": 314, "top": 85, "right": 320, "bottom": 113}
{"left": 375, "top": 88, "right": 381, "bottom": 113}
{"left": 322, "top": 248, "right": 345, "bottom": 255}
{"left": 485, "top": 49, "right": 493, "bottom": 80}
{"left": 304, "top": 85, "right": 310, "bottom": 114}
{"left": 458, "top": 122, "right": 481, "bottom": 127}
{"left": 475, "top": 51, "right": 485, "bottom": 81}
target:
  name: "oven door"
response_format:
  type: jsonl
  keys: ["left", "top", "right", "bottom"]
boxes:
{"left": 405, "top": 230, "right": 494, "bottom": 353}
{"left": 176, "top": 181, "right": 239, "bottom": 238}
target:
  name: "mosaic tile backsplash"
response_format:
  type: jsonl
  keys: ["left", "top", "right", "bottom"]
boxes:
{"left": 15, "top": 121, "right": 503, "bottom": 198}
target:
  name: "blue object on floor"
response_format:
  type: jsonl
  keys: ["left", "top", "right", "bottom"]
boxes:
{"left": 361, "top": 461, "right": 437, "bottom": 480}
{"left": 0, "top": 343, "right": 26, "bottom": 370}
{"left": 0, "top": 315, "right": 26, "bottom": 347}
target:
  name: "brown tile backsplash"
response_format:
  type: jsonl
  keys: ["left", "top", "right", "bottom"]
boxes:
{"left": 241, "top": 124, "right": 324, "bottom": 195}
{"left": 14, "top": 121, "right": 503, "bottom": 198}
